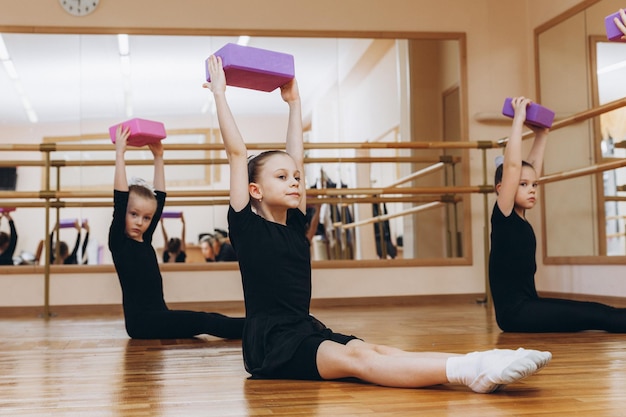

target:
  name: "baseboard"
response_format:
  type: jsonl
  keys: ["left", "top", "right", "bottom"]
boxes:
{"left": 2, "top": 292, "right": 624, "bottom": 318}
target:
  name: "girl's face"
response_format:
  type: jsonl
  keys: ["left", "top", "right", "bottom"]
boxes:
{"left": 514, "top": 165, "right": 539, "bottom": 212}
{"left": 253, "top": 153, "right": 302, "bottom": 209}
{"left": 125, "top": 193, "right": 157, "bottom": 242}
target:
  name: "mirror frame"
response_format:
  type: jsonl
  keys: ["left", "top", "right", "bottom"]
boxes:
{"left": 535, "top": 0, "right": 626, "bottom": 265}
{"left": 0, "top": 25, "right": 471, "bottom": 271}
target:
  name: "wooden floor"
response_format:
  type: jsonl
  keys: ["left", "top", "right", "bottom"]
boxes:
{"left": 2, "top": 297, "right": 626, "bottom": 416}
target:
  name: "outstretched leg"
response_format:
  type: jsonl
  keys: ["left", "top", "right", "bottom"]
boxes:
{"left": 316, "top": 340, "right": 551, "bottom": 393}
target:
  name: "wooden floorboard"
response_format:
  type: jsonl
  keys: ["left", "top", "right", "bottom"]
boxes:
{"left": 2, "top": 297, "right": 626, "bottom": 416}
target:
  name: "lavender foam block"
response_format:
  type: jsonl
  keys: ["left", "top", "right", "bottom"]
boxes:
{"left": 502, "top": 98, "right": 555, "bottom": 129}
{"left": 206, "top": 43, "right": 295, "bottom": 92}
{"left": 605, "top": 10, "right": 626, "bottom": 42}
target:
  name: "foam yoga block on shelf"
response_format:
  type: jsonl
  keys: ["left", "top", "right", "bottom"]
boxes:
{"left": 502, "top": 98, "right": 555, "bottom": 128}
{"left": 206, "top": 43, "right": 295, "bottom": 92}
{"left": 605, "top": 10, "right": 626, "bottom": 42}
{"left": 109, "top": 118, "right": 167, "bottom": 147}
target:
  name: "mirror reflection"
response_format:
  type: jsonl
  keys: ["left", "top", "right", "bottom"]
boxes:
{"left": 536, "top": 0, "right": 626, "bottom": 259}
{"left": 0, "top": 32, "right": 467, "bottom": 266}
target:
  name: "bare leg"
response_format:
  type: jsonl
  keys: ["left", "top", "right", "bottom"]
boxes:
{"left": 316, "top": 340, "right": 551, "bottom": 393}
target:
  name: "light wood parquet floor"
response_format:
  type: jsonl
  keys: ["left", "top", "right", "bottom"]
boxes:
{"left": 1, "top": 296, "right": 626, "bottom": 416}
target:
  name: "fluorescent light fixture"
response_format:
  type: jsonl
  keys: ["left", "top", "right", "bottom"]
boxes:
{"left": 118, "top": 34, "right": 130, "bottom": 56}
{"left": 0, "top": 34, "right": 10, "bottom": 60}
{"left": 25, "top": 108, "right": 38, "bottom": 123}
{"left": 597, "top": 60, "right": 626, "bottom": 75}
{"left": 2, "top": 59, "right": 18, "bottom": 79}
{"left": 237, "top": 36, "right": 250, "bottom": 46}
{"left": 120, "top": 55, "right": 131, "bottom": 76}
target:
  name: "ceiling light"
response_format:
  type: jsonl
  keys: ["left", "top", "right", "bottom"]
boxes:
{"left": 597, "top": 60, "right": 626, "bottom": 75}
{"left": 237, "top": 36, "right": 250, "bottom": 46}
{"left": 2, "top": 60, "right": 18, "bottom": 79}
{"left": 118, "top": 34, "right": 130, "bottom": 56}
{"left": 0, "top": 34, "right": 10, "bottom": 60}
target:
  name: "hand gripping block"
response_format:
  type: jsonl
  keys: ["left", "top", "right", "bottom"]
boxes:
{"left": 605, "top": 10, "right": 626, "bottom": 42}
{"left": 109, "top": 118, "right": 166, "bottom": 147}
{"left": 206, "top": 43, "right": 295, "bottom": 92}
{"left": 0, "top": 207, "right": 16, "bottom": 213}
{"left": 502, "top": 98, "right": 555, "bottom": 129}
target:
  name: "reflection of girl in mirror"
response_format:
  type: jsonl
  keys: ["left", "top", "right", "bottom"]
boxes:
{"left": 108, "top": 125, "right": 244, "bottom": 339}
{"left": 0, "top": 210, "right": 17, "bottom": 265}
{"left": 205, "top": 55, "right": 550, "bottom": 393}
{"left": 490, "top": 96, "right": 626, "bottom": 332}
{"left": 160, "top": 213, "right": 186, "bottom": 263}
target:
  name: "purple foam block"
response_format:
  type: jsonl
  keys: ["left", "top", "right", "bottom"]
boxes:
{"left": 0, "top": 207, "right": 16, "bottom": 213}
{"left": 59, "top": 218, "right": 79, "bottom": 228}
{"left": 206, "top": 43, "right": 295, "bottom": 92}
{"left": 605, "top": 10, "right": 626, "bottom": 42}
{"left": 502, "top": 98, "right": 555, "bottom": 129}
{"left": 161, "top": 211, "right": 182, "bottom": 219}
{"left": 109, "top": 118, "right": 166, "bottom": 147}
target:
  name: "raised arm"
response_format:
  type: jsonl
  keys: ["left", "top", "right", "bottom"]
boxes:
{"left": 281, "top": 78, "right": 306, "bottom": 214}
{"left": 180, "top": 213, "right": 186, "bottom": 252}
{"left": 497, "top": 96, "right": 529, "bottom": 216}
{"left": 114, "top": 125, "right": 131, "bottom": 192}
{"left": 160, "top": 218, "right": 168, "bottom": 243}
{"left": 525, "top": 125, "right": 549, "bottom": 177}
{"left": 148, "top": 140, "right": 165, "bottom": 192}
{"left": 204, "top": 55, "right": 250, "bottom": 211}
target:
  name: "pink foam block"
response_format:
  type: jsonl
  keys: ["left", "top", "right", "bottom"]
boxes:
{"left": 605, "top": 10, "right": 626, "bottom": 42}
{"left": 0, "top": 207, "right": 16, "bottom": 213}
{"left": 502, "top": 98, "right": 555, "bottom": 129}
{"left": 161, "top": 211, "right": 182, "bottom": 219}
{"left": 206, "top": 43, "right": 295, "bottom": 92}
{"left": 109, "top": 118, "right": 167, "bottom": 147}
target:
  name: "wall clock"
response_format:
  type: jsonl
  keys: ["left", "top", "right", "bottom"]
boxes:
{"left": 59, "top": 0, "right": 100, "bottom": 17}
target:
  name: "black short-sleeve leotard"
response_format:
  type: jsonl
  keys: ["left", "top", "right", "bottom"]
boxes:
{"left": 489, "top": 202, "right": 626, "bottom": 332}
{"left": 228, "top": 202, "right": 356, "bottom": 379}
{"left": 109, "top": 190, "right": 244, "bottom": 339}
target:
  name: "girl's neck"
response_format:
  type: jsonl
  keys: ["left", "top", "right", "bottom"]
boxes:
{"left": 254, "top": 204, "right": 288, "bottom": 225}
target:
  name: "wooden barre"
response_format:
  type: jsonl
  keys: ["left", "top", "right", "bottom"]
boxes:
{"left": 0, "top": 141, "right": 497, "bottom": 153}
{"left": 339, "top": 201, "right": 444, "bottom": 230}
{"left": 0, "top": 186, "right": 491, "bottom": 200}
{"left": 386, "top": 162, "right": 445, "bottom": 188}
{"left": 0, "top": 196, "right": 458, "bottom": 209}
{"left": 540, "top": 158, "right": 626, "bottom": 184}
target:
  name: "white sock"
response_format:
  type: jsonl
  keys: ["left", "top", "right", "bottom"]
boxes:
{"left": 446, "top": 348, "right": 552, "bottom": 393}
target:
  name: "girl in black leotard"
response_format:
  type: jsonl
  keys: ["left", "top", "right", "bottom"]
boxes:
{"left": 108, "top": 124, "right": 244, "bottom": 340}
{"left": 489, "top": 96, "right": 626, "bottom": 332}
{"left": 204, "top": 54, "right": 551, "bottom": 393}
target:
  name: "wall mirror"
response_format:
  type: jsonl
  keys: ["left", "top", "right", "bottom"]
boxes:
{"left": 535, "top": 0, "right": 626, "bottom": 262}
{"left": 0, "top": 29, "right": 469, "bottom": 268}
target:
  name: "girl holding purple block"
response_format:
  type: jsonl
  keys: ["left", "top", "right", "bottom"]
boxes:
{"left": 490, "top": 96, "right": 626, "bottom": 332}
{"left": 205, "top": 55, "right": 551, "bottom": 393}
{"left": 108, "top": 125, "right": 244, "bottom": 340}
